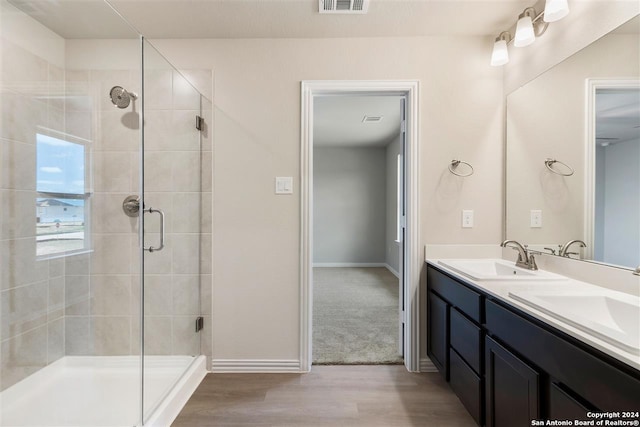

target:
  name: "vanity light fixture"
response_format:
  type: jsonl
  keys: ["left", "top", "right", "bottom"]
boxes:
{"left": 491, "top": 32, "right": 511, "bottom": 66}
{"left": 491, "top": 0, "right": 570, "bottom": 66}
{"left": 514, "top": 8, "right": 537, "bottom": 47}
{"left": 543, "top": 0, "right": 570, "bottom": 23}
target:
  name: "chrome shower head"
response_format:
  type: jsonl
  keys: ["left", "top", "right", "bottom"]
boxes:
{"left": 109, "top": 86, "right": 138, "bottom": 109}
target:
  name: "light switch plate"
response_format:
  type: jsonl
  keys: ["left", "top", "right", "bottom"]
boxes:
{"left": 275, "top": 177, "right": 293, "bottom": 194}
{"left": 462, "top": 210, "right": 474, "bottom": 228}
{"left": 530, "top": 210, "right": 542, "bottom": 228}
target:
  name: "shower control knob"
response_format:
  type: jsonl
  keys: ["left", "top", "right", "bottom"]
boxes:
{"left": 122, "top": 195, "right": 140, "bottom": 217}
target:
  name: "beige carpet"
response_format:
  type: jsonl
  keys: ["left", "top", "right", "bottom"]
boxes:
{"left": 312, "top": 267, "right": 403, "bottom": 365}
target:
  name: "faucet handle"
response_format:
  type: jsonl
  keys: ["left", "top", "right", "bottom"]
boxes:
{"left": 543, "top": 247, "right": 556, "bottom": 255}
{"left": 528, "top": 254, "right": 538, "bottom": 270}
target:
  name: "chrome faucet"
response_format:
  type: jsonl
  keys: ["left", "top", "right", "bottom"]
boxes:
{"left": 501, "top": 240, "right": 538, "bottom": 270}
{"left": 559, "top": 239, "right": 586, "bottom": 257}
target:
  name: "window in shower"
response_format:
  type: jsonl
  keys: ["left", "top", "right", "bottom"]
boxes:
{"left": 36, "top": 130, "right": 91, "bottom": 257}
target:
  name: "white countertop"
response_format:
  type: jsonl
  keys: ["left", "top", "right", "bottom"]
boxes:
{"left": 426, "top": 258, "right": 640, "bottom": 372}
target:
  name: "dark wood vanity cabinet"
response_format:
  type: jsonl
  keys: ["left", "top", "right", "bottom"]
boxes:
{"left": 485, "top": 336, "right": 540, "bottom": 427}
{"left": 426, "top": 263, "right": 640, "bottom": 427}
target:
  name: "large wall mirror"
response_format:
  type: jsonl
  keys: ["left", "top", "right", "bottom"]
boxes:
{"left": 506, "top": 14, "right": 640, "bottom": 270}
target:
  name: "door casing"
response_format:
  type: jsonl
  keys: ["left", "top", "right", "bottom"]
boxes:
{"left": 300, "top": 80, "right": 420, "bottom": 372}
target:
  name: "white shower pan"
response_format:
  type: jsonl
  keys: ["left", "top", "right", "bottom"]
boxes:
{"left": 0, "top": 355, "right": 206, "bottom": 427}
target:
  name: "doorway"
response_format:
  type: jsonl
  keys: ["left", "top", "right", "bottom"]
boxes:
{"left": 312, "top": 95, "right": 405, "bottom": 365}
{"left": 300, "top": 81, "right": 420, "bottom": 372}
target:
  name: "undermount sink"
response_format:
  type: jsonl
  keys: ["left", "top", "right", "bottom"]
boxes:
{"left": 509, "top": 291, "right": 640, "bottom": 355}
{"left": 438, "top": 259, "right": 567, "bottom": 281}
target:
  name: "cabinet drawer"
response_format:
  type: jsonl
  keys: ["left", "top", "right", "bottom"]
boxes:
{"left": 427, "top": 266, "right": 482, "bottom": 323}
{"left": 549, "top": 382, "right": 594, "bottom": 420}
{"left": 486, "top": 299, "right": 640, "bottom": 412}
{"left": 450, "top": 308, "right": 482, "bottom": 374}
{"left": 450, "top": 348, "right": 482, "bottom": 425}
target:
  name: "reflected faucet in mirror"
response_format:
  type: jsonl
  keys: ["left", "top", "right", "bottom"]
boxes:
{"left": 501, "top": 239, "right": 538, "bottom": 270}
{"left": 559, "top": 239, "right": 586, "bottom": 258}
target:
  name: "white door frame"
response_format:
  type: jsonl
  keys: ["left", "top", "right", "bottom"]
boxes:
{"left": 584, "top": 78, "right": 640, "bottom": 260}
{"left": 300, "top": 80, "right": 420, "bottom": 372}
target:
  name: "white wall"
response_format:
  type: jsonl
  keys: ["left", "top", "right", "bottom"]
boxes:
{"left": 385, "top": 134, "right": 402, "bottom": 274}
{"left": 313, "top": 147, "right": 386, "bottom": 264}
{"left": 149, "top": 35, "right": 504, "bottom": 366}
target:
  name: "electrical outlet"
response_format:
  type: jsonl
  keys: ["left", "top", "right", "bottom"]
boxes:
{"left": 462, "top": 210, "right": 474, "bottom": 228}
{"left": 531, "top": 210, "right": 542, "bottom": 228}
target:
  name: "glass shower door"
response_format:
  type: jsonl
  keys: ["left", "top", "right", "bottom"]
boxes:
{"left": 141, "top": 39, "right": 202, "bottom": 422}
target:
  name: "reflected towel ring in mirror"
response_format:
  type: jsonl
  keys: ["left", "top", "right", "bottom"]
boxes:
{"left": 449, "top": 160, "right": 474, "bottom": 177}
{"left": 544, "top": 158, "right": 574, "bottom": 176}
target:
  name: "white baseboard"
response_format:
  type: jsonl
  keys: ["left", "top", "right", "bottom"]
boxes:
{"left": 384, "top": 263, "right": 400, "bottom": 278}
{"left": 211, "top": 359, "right": 301, "bottom": 373}
{"left": 313, "top": 263, "right": 386, "bottom": 268}
{"left": 420, "top": 357, "right": 438, "bottom": 373}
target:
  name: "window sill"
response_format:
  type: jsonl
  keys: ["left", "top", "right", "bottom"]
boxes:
{"left": 37, "top": 248, "right": 94, "bottom": 261}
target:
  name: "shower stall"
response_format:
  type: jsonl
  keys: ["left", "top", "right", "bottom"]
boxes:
{"left": 0, "top": 0, "right": 212, "bottom": 425}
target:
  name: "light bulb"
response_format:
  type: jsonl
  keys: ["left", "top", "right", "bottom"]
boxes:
{"left": 490, "top": 38, "right": 509, "bottom": 66}
{"left": 544, "top": 0, "right": 570, "bottom": 22}
{"left": 514, "top": 11, "right": 535, "bottom": 47}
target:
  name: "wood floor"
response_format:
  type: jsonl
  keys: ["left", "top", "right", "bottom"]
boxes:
{"left": 172, "top": 365, "right": 476, "bottom": 427}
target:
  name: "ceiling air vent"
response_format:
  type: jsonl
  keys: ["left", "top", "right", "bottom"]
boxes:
{"left": 320, "top": 0, "right": 369, "bottom": 14}
{"left": 362, "top": 115, "right": 383, "bottom": 123}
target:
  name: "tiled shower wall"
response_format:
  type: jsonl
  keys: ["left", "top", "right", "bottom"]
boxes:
{"left": 1, "top": 15, "right": 213, "bottom": 389}
{"left": 0, "top": 29, "right": 67, "bottom": 390}
{"left": 63, "top": 65, "right": 213, "bottom": 361}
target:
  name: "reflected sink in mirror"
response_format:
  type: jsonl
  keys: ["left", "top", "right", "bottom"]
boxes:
{"left": 509, "top": 291, "right": 640, "bottom": 355}
{"left": 438, "top": 259, "right": 568, "bottom": 281}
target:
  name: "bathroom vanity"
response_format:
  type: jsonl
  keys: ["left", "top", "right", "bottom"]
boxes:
{"left": 426, "top": 260, "right": 640, "bottom": 426}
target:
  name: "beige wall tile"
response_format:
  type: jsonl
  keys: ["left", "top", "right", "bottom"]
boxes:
{"left": 143, "top": 316, "right": 172, "bottom": 355}
{"left": 200, "top": 151, "right": 212, "bottom": 192}
{"left": 0, "top": 238, "right": 49, "bottom": 290}
{"left": 93, "top": 152, "right": 133, "bottom": 192}
{"left": 64, "top": 253, "right": 90, "bottom": 275}
{"left": 143, "top": 151, "right": 173, "bottom": 192}
{"left": 172, "top": 71, "right": 201, "bottom": 111}
{"left": 200, "top": 192, "right": 212, "bottom": 234}
{"left": 0, "top": 190, "right": 36, "bottom": 239}
{"left": 172, "top": 192, "right": 200, "bottom": 233}
{"left": 90, "top": 275, "right": 131, "bottom": 316}
{"left": 143, "top": 275, "right": 172, "bottom": 315}
{"left": 144, "top": 69, "right": 173, "bottom": 110}
{"left": 47, "top": 317, "right": 64, "bottom": 363}
{"left": 65, "top": 275, "right": 90, "bottom": 316}
{"left": 172, "top": 316, "right": 199, "bottom": 356}
{"left": 171, "top": 110, "right": 201, "bottom": 151}
{"left": 91, "top": 316, "right": 130, "bottom": 355}
{"left": 48, "top": 276, "right": 64, "bottom": 320}
{"left": 1, "top": 139, "right": 36, "bottom": 191}
{"left": 171, "top": 152, "right": 200, "bottom": 192}
{"left": 0, "top": 326, "right": 47, "bottom": 391}
{"left": 90, "top": 233, "right": 132, "bottom": 274}
{"left": 97, "top": 110, "right": 139, "bottom": 152}
{"left": 143, "top": 110, "right": 173, "bottom": 151}
{"left": 172, "top": 275, "right": 199, "bottom": 315}
{"left": 92, "top": 193, "right": 138, "bottom": 234}
{"left": 0, "top": 280, "right": 48, "bottom": 340}
{"left": 172, "top": 233, "right": 199, "bottom": 274}
{"left": 65, "top": 316, "right": 90, "bottom": 355}
{"left": 199, "top": 233, "right": 211, "bottom": 275}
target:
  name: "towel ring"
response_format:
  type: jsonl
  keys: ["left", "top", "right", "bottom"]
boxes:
{"left": 448, "top": 160, "right": 474, "bottom": 177}
{"left": 544, "top": 158, "right": 574, "bottom": 176}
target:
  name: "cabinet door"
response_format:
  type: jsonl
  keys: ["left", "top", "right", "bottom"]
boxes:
{"left": 549, "top": 382, "right": 594, "bottom": 420}
{"left": 485, "top": 336, "right": 540, "bottom": 427}
{"left": 427, "top": 291, "right": 449, "bottom": 378}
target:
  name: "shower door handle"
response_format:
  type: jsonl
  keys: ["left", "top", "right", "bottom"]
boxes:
{"left": 143, "top": 207, "right": 165, "bottom": 252}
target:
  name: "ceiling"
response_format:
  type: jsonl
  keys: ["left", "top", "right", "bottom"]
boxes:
{"left": 9, "top": 0, "right": 531, "bottom": 39}
{"left": 596, "top": 89, "right": 640, "bottom": 146}
{"left": 314, "top": 95, "right": 402, "bottom": 148}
